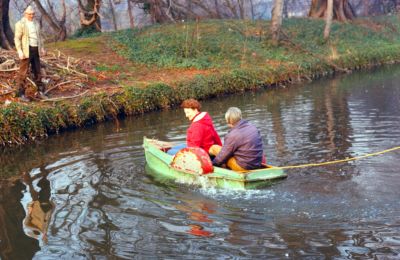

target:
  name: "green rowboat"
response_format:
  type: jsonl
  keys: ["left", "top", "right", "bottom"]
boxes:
{"left": 143, "top": 137, "right": 287, "bottom": 190}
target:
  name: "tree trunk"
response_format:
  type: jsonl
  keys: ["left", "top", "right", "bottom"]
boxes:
{"left": 283, "top": 0, "right": 288, "bottom": 18}
{"left": 148, "top": 0, "right": 173, "bottom": 24}
{"left": 271, "top": 0, "right": 284, "bottom": 45}
{"left": 108, "top": 0, "right": 118, "bottom": 30}
{"left": 237, "top": 0, "right": 245, "bottom": 19}
{"left": 324, "top": 0, "right": 333, "bottom": 40}
{"left": 87, "top": 0, "right": 101, "bottom": 31}
{"left": 78, "top": 0, "right": 102, "bottom": 32}
{"left": 127, "top": 0, "right": 135, "bottom": 28}
{"left": 362, "top": 0, "right": 370, "bottom": 16}
{"left": 250, "top": 0, "right": 255, "bottom": 20}
{"left": 186, "top": 0, "right": 193, "bottom": 19}
{"left": 309, "top": 0, "right": 355, "bottom": 22}
{"left": 0, "top": 0, "right": 13, "bottom": 49}
{"left": 214, "top": 0, "right": 221, "bottom": 18}
{"left": 224, "top": 0, "right": 239, "bottom": 18}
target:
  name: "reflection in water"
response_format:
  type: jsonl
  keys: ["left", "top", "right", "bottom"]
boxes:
{"left": 0, "top": 65, "right": 400, "bottom": 258}
{"left": 174, "top": 197, "right": 215, "bottom": 237}
{"left": 308, "top": 77, "right": 352, "bottom": 160}
{"left": 0, "top": 180, "right": 40, "bottom": 260}
{"left": 22, "top": 168, "right": 55, "bottom": 245}
{"left": 187, "top": 224, "right": 213, "bottom": 237}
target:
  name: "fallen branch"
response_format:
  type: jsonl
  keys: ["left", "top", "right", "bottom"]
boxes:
{"left": 0, "top": 59, "right": 16, "bottom": 69}
{"left": 44, "top": 80, "right": 77, "bottom": 94}
{"left": 0, "top": 67, "right": 19, "bottom": 72}
{"left": 0, "top": 90, "right": 14, "bottom": 96}
{"left": 26, "top": 77, "right": 37, "bottom": 88}
{"left": 1, "top": 49, "right": 94, "bottom": 101}
{"left": 41, "top": 90, "right": 89, "bottom": 102}
{"left": 55, "top": 64, "right": 89, "bottom": 78}
{"left": 0, "top": 82, "right": 12, "bottom": 89}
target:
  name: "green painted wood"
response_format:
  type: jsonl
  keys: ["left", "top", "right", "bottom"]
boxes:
{"left": 143, "top": 137, "right": 287, "bottom": 190}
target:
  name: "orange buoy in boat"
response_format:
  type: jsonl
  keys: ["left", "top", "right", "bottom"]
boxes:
{"left": 170, "top": 147, "right": 214, "bottom": 175}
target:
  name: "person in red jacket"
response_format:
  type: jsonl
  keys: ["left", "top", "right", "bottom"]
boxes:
{"left": 168, "top": 99, "right": 222, "bottom": 155}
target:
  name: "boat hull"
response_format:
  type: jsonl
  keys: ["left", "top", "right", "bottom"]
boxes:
{"left": 143, "top": 137, "right": 287, "bottom": 190}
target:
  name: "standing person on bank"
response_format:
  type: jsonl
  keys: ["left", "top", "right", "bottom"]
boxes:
{"left": 210, "top": 107, "right": 265, "bottom": 171}
{"left": 168, "top": 99, "right": 222, "bottom": 155}
{"left": 14, "top": 5, "right": 47, "bottom": 101}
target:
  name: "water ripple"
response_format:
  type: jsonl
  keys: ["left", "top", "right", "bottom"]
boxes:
{"left": 2, "top": 65, "right": 400, "bottom": 259}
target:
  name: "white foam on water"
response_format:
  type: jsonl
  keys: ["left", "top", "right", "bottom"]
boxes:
{"left": 199, "top": 185, "right": 278, "bottom": 201}
{"left": 172, "top": 174, "right": 288, "bottom": 202}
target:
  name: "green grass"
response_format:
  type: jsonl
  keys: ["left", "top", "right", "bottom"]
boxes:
{"left": 112, "top": 20, "right": 282, "bottom": 69}
{"left": 95, "top": 64, "right": 123, "bottom": 72}
{"left": 49, "top": 36, "right": 106, "bottom": 55}
{"left": 111, "top": 17, "right": 400, "bottom": 71}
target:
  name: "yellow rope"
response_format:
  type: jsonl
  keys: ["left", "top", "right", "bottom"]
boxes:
{"left": 273, "top": 145, "right": 400, "bottom": 170}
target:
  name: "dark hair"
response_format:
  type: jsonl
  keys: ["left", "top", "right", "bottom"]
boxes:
{"left": 181, "top": 99, "right": 201, "bottom": 111}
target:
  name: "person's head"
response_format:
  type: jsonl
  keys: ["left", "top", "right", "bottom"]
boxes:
{"left": 225, "top": 107, "right": 242, "bottom": 127}
{"left": 181, "top": 99, "right": 201, "bottom": 121}
{"left": 24, "top": 5, "right": 35, "bottom": 21}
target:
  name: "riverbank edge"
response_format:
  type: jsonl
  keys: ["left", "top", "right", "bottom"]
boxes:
{"left": 1, "top": 47, "right": 400, "bottom": 147}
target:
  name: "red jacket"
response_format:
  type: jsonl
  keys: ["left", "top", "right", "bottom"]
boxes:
{"left": 187, "top": 112, "right": 222, "bottom": 152}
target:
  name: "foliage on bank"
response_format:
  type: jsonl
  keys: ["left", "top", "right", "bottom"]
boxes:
{"left": 0, "top": 69, "right": 281, "bottom": 146}
{"left": 2, "top": 16, "right": 400, "bottom": 146}
{"left": 112, "top": 16, "right": 400, "bottom": 70}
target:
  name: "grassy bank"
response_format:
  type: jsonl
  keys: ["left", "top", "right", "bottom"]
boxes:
{"left": 2, "top": 16, "right": 400, "bottom": 146}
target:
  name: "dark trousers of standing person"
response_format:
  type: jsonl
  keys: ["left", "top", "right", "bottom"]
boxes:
{"left": 16, "top": 46, "right": 42, "bottom": 97}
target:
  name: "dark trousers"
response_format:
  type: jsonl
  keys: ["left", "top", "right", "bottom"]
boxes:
{"left": 16, "top": 46, "right": 42, "bottom": 96}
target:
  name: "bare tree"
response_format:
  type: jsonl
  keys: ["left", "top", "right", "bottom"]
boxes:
{"left": 283, "top": 0, "right": 288, "bottom": 18}
{"left": 222, "top": 0, "right": 239, "bottom": 18}
{"left": 284, "top": 0, "right": 310, "bottom": 17}
{"left": 237, "top": 0, "right": 245, "bottom": 19}
{"left": 362, "top": 0, "right": 370, "bottom": 16}
{"left": 360, "top": 0, "right": 400, "bottom": 16}
{"left": 250, "top": 0, "right": 255, "bottom": 20}
{"left": 0, "top": 0, "right": 13, "bottom": 49}
{"left": 128, "top": 0, "right": 172, "bottom": 23}
{"left": 32, "top": 0, "right": 67, "bottom": 41}
{"left": 271, "top": 0, "right": 284, "bottom": 45}
{"left": 214, "top": 0, "right": 222, "bottom": 18}
{"left": 179, "top": 0, "right": 218, "bottom": 18}
{"left": 129, "top": 0, "right": 261, "bottom": 23}
{"left": 309, "top": 0, "right": 355, "bottom": 22}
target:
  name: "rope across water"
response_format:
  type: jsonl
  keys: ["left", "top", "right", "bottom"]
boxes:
{"left": 273, "top": 146, "right": 400, "bottom": 170}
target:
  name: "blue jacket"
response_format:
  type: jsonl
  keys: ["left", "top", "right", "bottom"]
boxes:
{"left": 213, "top": 120, "right": 264, "bottom": 170}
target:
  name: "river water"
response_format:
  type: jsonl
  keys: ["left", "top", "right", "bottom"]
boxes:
{"left": 1, "top": 65, "right": 400, "bottom": 259}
